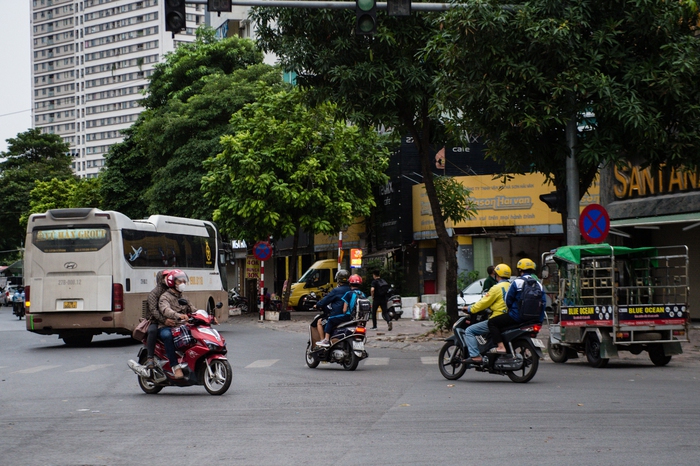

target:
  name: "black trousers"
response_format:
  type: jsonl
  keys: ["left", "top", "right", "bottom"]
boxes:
{"left": 371, "top": 297, "right": 389, "bottom": 328}
{"left": 487, "top": 314, "right": 518, "bottom": 345}
{"left": 146, "top": 323, "right": 159, "bottom": 358}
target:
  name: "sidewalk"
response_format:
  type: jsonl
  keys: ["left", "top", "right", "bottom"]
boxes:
{"left": 226, "top": 311, "right": 700, "bottom": 362}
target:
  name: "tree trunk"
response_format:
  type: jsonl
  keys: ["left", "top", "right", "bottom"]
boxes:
{"left": 281, "top": 229, "right": 299, "bottom": 311}
{"left": 403, "top": 102, "right": 460, "bottom": 325}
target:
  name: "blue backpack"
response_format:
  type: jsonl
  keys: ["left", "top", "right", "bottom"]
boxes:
{"left": 518, "top": 278, "right": 543, "bottom": 320}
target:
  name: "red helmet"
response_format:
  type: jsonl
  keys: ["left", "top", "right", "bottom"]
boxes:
{"left": 165, "top": 269, "right": 188, "bottom": 288}
{"left": 349, "top": 274, "right": 362, "bottom": 285}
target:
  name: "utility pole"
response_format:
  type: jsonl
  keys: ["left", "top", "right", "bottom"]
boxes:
{"left": 565, "top": 115, "right": 580, "bottom": 246}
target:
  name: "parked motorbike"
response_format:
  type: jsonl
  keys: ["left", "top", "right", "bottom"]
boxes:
{"left": 127, "top": 305, "right": 232, "bottom": 395}
{"left": 299, "top": 283, "right": 332, "bottom": 311}
{"left": 438, "top": 313, "right": 544, "bottom": 383}
{"left": 386, "top": 285, "right": 403, "bottom": 320}
{"left": 305, "top": 306, "right": 369, "bottom": 371}
{"left": 228, "top": 287, "right": 249, "bottom": 313}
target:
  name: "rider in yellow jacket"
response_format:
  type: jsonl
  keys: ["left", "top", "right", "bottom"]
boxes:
{"left": 464, "top": 264, "right": 512, "bottom": 364}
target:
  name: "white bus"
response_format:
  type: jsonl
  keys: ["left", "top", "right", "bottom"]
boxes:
{"left": 24, "top": 208, "right": 228, "bottom": 346}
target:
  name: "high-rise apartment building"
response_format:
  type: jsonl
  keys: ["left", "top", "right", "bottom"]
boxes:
{"left": 30, "top": 0, "right": 206, "bottom": 178}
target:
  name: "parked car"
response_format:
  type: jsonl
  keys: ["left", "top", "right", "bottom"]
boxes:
{"left": 457, "top": 278, "right": 553, "bottom": 316}
{"left": 2, "top": 285, "right": 20, "bottom": 306}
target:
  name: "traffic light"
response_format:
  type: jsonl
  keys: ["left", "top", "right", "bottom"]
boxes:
{"left": 207, "top": 0, "right": 232, "bottom": 13}
{"left": 539, "top": 190, "right": 565, "bottom": 213}
{"left": 356, "top": 0, "right": 377, "bottom": 35}
{"left": 165, "top": 0, "right": 186, "bottom": 35}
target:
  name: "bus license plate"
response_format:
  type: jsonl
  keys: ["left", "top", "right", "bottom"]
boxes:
{"left": 352, "top": 341, "right": 364, "bottom": 351}
{"left": 532, "top": 338, "right": 545, "bottom": 348}
{"left": 63, "top": 301, "right": 77, "bottom": 309}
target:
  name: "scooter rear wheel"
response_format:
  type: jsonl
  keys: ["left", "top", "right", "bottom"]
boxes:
{"left": 506, "top": 339, "right": 539, "bottom": 383}
{"left": 438, "top": 340, "right": 468, "bottom": 380}
{"left": 137, "top": 374, "right": 163, "bottom": 394}
{"left": 342, "top": 342, "right": 359, "bottom": 371}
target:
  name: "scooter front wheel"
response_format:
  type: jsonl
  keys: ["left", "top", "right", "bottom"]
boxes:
{"left": 201, "top": 359, "right": 232, "bottom": 395}
{"left": 438, "top": 340, "right": 468, "bottom": 380}
{"left": 305, "top": 343, "right": 320, "bottom": 368}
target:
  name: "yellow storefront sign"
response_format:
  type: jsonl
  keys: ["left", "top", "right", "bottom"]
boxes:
{"left": 413, "top": 173, "right": 599, "bottom": 232}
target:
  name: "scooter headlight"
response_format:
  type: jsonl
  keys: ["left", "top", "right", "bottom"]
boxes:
{"left": 206, "top": 342, "right": 222, "bottom": 351}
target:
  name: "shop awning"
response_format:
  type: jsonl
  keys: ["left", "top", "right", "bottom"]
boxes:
{"left": 610, "top": 212, "right": 700, "bottom": 227}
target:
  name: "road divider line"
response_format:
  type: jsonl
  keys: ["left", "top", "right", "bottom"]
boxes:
{"left": 245, "top": 359, "right": 279, "bottom": 368}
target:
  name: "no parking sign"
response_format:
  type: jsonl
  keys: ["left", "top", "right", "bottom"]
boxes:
{"left": 579, "top": 204, "right": 610, "bottom": 244}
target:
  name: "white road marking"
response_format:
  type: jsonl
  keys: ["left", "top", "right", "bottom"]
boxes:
{"left": 68, "top": 364, "right": 113, "bottom": 373}
{"left": 14, "top": 365, "right": 62, "bottom": 374}
{"left": 421, "top": 357, "right": 439, "bottom": 365}
{"left": 362, "top": 358, "right": 390, "bottom": 366}
{"left": 245, "top": 359, "right": 279, "bottom": 368}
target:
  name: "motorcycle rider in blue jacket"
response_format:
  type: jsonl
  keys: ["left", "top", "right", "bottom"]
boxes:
{"left": 314, "top": 269, "right": 351, "bottom": 347}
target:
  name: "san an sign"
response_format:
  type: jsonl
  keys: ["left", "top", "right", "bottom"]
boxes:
{"left": 613, "top": 162, "right": 699, "bottom": 200}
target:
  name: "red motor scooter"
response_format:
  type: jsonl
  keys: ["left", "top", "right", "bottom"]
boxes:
{"left": 128, "top": 308, "right": 232, "bottom": 395}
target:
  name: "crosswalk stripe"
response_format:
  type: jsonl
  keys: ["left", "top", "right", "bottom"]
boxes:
{"left": 421, "top": 357, "right": 438, "bottom": 365}
{"left": 14, "top": 365, "right": 62, "bottom": 374}
{"left": 245, "top": 359, "right": 279, "bottom": 368}
{"left": 362, "top": 358, "right": 390, "bottom": 366}
{"left": 68, "top": 364, "right": 113, "bottom": 373}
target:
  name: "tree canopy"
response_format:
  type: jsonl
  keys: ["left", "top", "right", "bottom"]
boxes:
{"left": 100, "top": 28, "right": 282, "bottom": 220}
{"left": 251, "top": 6, "right": 469, "bottom": 322}
{"left": 0, "top": 129, "right": 74, "bottom": 254}
{"left": 202, "top": 87, "right": 389, "bottom": 306}
{"left": 429, "top": 0, "right": 700, "bottom": 220}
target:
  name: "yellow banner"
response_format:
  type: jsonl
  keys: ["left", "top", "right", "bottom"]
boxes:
{"left": 413, "top": 173, "right": 599, "bottom": 232}
{"left": 245, "top": 255, "right": 260, "bottom": 279}
{"left": 350, "top": 248, "right": 363, "bottom": 268}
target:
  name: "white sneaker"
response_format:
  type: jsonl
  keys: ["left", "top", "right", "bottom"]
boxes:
{"left": 316, "top": 340, "right": 330, "bottom": 347}
{"left": 127, "top": 359, "right": 150, "bottom": 378}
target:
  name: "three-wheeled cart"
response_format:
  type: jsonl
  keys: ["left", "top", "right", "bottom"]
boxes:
{"left": 544, "top": 244, "right": 690, "bottom": 367}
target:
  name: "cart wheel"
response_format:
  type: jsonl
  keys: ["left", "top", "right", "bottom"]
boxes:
{"left": 585, "top": 334, "right": 609, "bottom": 368}
{"left": 648, "top": 345, "right": 672, "bottom": 366}
{"left": 546, "top": 339, "right": 568, "bottom": 364}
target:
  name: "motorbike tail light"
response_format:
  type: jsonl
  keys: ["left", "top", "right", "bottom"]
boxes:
{"left": 355, "top": 326, "right": 366, "bottom": 335}
{"left": 113, "top": 283, "right": 124, "bottom": 312}
{"left": 25, "top": 286, "right": 30, "bottom": 313}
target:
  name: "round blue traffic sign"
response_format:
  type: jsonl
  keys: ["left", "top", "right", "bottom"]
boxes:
{"left": 579, "top": 204, "right": 610, "bottom": 244}
{"left": 253, "top": 241, "right": 272, "bottom": 261}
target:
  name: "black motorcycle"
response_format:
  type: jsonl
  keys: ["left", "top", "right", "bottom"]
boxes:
{"left": 438, "top": 313, "right": 544, "bottom": 383}
{"left": 228, "top": 287, "right": 249, "bottom": 313}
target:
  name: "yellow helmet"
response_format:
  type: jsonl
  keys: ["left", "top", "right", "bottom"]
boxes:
{"left": 494, "top": 263, "right": 511, "bottom": 279}
{"left": 517, "top": 258, "right": 536, "bottom": 271}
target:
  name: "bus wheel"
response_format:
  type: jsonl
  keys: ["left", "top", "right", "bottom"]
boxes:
{"left": 62, "top": 334, "right": 93, "bottom": 347}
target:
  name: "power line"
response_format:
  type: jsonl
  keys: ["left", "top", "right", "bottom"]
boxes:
{"left": 0, "top": 109, "right": 31, "bottom": 118}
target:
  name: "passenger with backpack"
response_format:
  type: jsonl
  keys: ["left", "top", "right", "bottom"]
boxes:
{"left": 487, "top": 258, "right": 547, "bottom": 354}
{"left": 370, "top": 270, "right": 392, "bottom": 331}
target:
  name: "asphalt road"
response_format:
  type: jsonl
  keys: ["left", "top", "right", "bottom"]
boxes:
{"left": 1, "top": 305, "right": 699, "bottom": 466}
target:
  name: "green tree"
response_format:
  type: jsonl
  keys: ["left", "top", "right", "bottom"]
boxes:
{"left": 100, "top": 27, "right": 281, "bottom": 219}
{"left": 251, "top": 7, "right": 470, "bottom": 323}
{"left": 430, "top": 0, "right": 700, "bottom": 227}
{"left": 22, "top": 177, "right": 103, "bottom": 226}
{"left": 0, "top": 129, "right": 73, "bottom": 252}
{"left": 202, "top": 87, "right": 389, "bottom": 308}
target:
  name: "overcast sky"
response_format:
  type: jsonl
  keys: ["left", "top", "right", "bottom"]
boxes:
{"left": 0, "top": 1, "right": 32, "bottom": 154}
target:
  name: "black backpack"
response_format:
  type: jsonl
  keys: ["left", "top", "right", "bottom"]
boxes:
{"left": 374, "top": 278, "right": 390, "bottom": 297}
{"left": 518, "top": 277, "right": 543, "bottom": 321}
